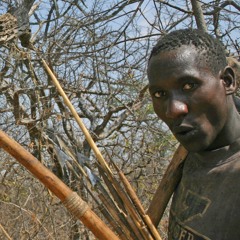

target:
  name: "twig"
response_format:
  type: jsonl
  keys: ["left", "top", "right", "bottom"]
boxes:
{"left": 40, "top": 57, "right": 113, "bottom": 176}
{"left": 0, "top": 223, "right": 12, "bottom": 240}
{"left": 113, "top": 162, "right": 162, "bottom": 240}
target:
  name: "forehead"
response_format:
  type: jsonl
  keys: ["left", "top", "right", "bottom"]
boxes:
{"left": 149, "top": 45, "right": 201, "bottom": 71}
{"left": 147, "top": 46, "right": 212, "bottom": 86}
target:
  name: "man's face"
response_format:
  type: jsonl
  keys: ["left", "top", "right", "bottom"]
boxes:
{"left": 148, "top": 46, "right": 229, "bottom": 152}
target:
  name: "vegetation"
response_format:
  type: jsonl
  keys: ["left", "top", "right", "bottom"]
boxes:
{"left": 0, "top": 1, "right": 239, "bottom": 239}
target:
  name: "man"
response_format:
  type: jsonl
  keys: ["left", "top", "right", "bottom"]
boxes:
{"left": 147, "top": 29, "right": 240, "bottom": 240}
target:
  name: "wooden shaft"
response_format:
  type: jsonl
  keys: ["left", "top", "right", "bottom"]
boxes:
{"left": 118, "top": 171, "right": 162, "bottom": 240}
{"left": 147, "top": 145, "right": 188, "bottom": 227}
{"left": 41, "top": 59, "right": 112, "bottom": 175}
{"left": 0, "top": 130, "right": 119, "bottom": 240}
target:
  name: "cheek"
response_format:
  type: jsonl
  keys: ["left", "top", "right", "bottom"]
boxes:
{"left": 195, "top": 95, "right": 228, "bottom": 134}
{"left": 191, "top": 82, "right": 227, "bottom": 116}
{"left": 152, "top": 100, "right": 165, "bottom": 119}
{"left": 206, "top": 104, "right": 227, "bottom": 130}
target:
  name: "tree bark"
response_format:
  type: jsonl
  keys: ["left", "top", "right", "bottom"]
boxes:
{"left": 190, "top": 0, "right": 207, "bottom": 32}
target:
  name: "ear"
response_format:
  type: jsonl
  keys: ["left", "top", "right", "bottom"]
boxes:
{"left": 221, "top": 66, "right": 236, "bottom": 95}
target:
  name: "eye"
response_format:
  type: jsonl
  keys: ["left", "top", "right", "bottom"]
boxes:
{"left": 183, "top": 83, "right": 196, "bottom": 91}
{"left": 153, "top": 90, "right": 166, "bottom": 98}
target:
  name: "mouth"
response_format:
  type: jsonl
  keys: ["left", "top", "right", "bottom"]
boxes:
{"left": 172, "top": 125, "right": 196, "bottom": 138}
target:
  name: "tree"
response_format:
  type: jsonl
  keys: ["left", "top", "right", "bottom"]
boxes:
{"left": 0, "top": 1, "right": 239, "bottom": 239}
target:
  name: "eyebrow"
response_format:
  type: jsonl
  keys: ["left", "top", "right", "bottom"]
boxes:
{"left": 178, "top": 76, "right": 198, "bottom": 83}
{"left": 148, "top": 85, "right": 161, "bottom": 92}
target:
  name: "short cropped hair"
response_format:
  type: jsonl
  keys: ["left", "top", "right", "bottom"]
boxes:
{"left": 149, "top": 29, "right": 227, "bottom": 74}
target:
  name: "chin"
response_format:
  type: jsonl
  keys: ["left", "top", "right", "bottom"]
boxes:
{"left": 177, "top": 133, "right": 214, "bottom": 153}
{"left": 181, "top": 142, "right": 210, "bottom": 153}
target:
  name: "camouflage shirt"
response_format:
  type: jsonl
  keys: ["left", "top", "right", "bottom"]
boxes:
{"left": 169, "top": 138, "right": 240, "bottom": 240}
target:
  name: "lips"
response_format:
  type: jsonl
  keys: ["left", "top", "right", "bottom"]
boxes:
{"left": 172, "top": 125, "right": 197, "bottom": 139}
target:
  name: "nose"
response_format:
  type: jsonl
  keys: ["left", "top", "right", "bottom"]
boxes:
{"left": 166, "top": 99, "right": 188, "bottom": 119}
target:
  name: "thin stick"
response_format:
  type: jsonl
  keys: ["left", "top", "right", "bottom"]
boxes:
{"left": 0, "top": 130, "right": 119, "bottom": 240}
{"left": 0, "top": 223, "right": 12, "bottom": 240}
{"left": 41, "top": 58, "right": 112, "bottom": 175}
{"left": 98, "top": 166, "right": 140, "bottom": 240}
{"left": 116, "top": 166, "right": 162, "bottom": 240}
{"left": 109, "top": 158, "right": 162, "bottom": 240}
{"left": 97, "top": 192, "right": 133, "bottom": 240}
{"left": 147, "top": 145, "right": 188, "bottom": 227}
{"left": 85, "top": 184, "right": 128, "bottom": 240}
{"left": 107, "top": 171, "right": 153, "bottom": 240}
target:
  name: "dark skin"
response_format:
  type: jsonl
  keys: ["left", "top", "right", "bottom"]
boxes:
{"left": 148, "top": 45, "right": 240, "bottom": 153}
